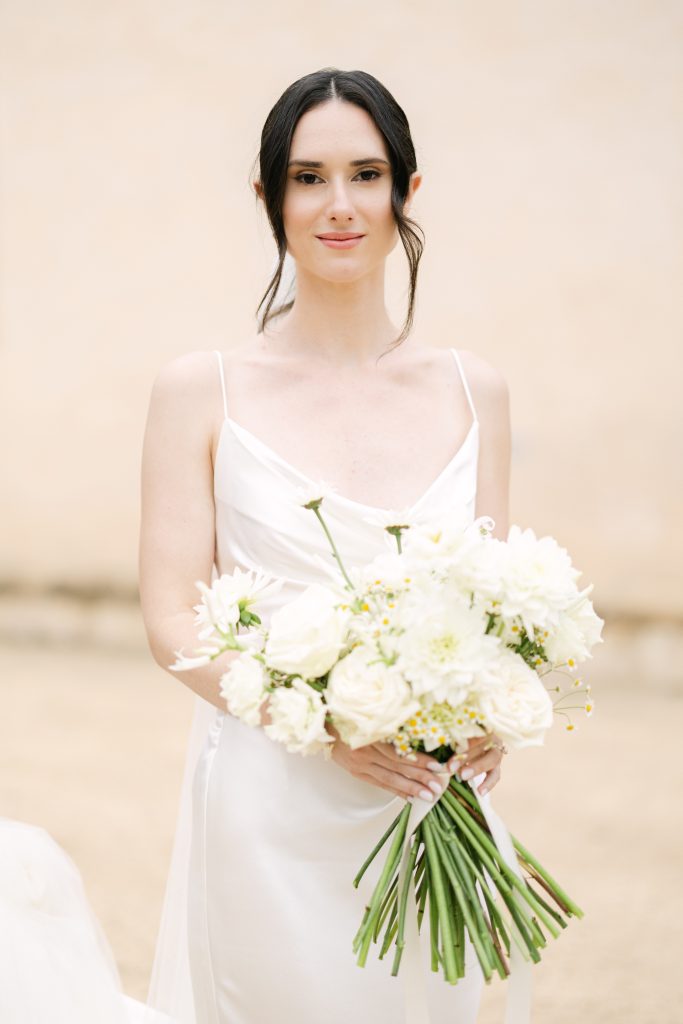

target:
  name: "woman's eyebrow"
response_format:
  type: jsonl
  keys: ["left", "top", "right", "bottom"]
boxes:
{"left": 287, "top": 157, "right": 390, "bottom": 168}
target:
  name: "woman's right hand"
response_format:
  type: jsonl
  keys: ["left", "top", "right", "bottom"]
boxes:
{"left": 327, "top": 723, "right": 452, "bottom": 803}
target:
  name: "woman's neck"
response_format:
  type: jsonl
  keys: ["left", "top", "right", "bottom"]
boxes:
{"left": 266, "top": 264, "right": 407, "bottom": 366}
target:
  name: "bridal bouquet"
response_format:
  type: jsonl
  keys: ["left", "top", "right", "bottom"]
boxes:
{"left": 170, "top": 488, "right": 603, "bottom": 987}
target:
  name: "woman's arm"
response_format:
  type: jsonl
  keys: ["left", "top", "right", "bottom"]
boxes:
{"left": 138, "top": 351, "right": 239, "bottom": 710}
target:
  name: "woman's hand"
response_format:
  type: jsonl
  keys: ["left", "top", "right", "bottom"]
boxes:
{"left": 327, "top": 723, "right": 452, "bottom": 803}
{"left": 447, "top": 733, "right": 507, "bottom": 797}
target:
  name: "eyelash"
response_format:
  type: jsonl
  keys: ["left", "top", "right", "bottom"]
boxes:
{"left": 293, "top": 169, "right": 381, "bottom": 185}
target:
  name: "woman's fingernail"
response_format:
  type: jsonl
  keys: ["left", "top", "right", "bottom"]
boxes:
{"left": 479, "top": 785, "right": 488, "bottom": 796}
{"left": 427, "top": 760, "right": 449, "bottom": 772}
{"left": 460, "top": 767, "right": 473, "bottom": 780}
{"left": 418, "top": 788, "right": 435, "bottom": 802}
{"left": 428, "top": 780, "right": 444, "bottom": 796}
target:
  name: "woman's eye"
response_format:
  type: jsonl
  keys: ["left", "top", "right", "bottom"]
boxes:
{"left": 294, "top": 169, "right": 381, "bottom": 185}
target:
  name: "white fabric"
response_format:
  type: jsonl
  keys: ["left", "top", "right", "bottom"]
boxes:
{"left": 0, "top": 818, "right": 169, "bottom": 1024}
{"left": 146, "top": 348, "right": 490, "bottom": 1023}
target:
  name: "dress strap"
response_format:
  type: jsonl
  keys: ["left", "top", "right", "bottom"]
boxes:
{"left": 450, "top": 348, "right": 478, "bottom": 423}
{"left": 214, "top": 349, "right": 229, "bottom": 420}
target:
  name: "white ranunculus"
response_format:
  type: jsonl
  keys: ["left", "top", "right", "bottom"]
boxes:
{"left": 543, "top": 588, "right": 605, "bottom": 666}
{"left": 219, "top": 652, "right": 268, "bottom": 727}
{"left": 264, "top": 582, "right": 349, "bottom": 678}
{"left": 326, "top": 644, "right": 420, "bottom": 749}
{"left": 395, "top": 587, "right": 502, "bottom": 705}
{"left": 264, "top": 677, "right": 334, "bottom": 755}
{"left": 193, "top": 566, "right": 284, "bottom": 638}
{"left": 477, "top": 650, "right": 554, "bottom": 748}
{"left": 498, "top": 526, "right": 582, "bottom": 638}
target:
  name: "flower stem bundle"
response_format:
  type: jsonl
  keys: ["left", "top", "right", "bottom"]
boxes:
{"left": 352, "top": 774, "right": 583, "bottom": 984}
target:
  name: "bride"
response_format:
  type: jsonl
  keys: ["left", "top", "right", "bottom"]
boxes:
{"left": 138, "top": 68, "right": 510, "bottom": 1024}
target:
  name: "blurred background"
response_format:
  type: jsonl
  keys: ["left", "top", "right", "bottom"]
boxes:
{"left": 1, "top": 1, "right": 681, "bottom": 1020}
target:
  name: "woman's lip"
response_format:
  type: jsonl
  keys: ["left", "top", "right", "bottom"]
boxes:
{"left": 316, "top": 235, "right": 365, "bottom": 248}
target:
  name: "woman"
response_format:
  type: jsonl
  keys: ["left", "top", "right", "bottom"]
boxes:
{"left": 139, "top": 68, "right": 510, "bottom": 1024}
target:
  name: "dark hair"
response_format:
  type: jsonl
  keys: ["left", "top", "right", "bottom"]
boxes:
{"left": 250, "top": 67, "right": 424, "bottom": 356}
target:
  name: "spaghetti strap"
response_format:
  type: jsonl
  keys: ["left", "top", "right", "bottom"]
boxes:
{"left": 450, "top": 348, "right": 478, "bottom": 424}
{"left": 214, "top": 349, "right": 229, "bottom": 420}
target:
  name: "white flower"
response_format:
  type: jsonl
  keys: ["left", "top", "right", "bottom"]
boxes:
{"left": 264, "top": 677, "right": 334, "bottom": 755}
{"left": 168, "top": 645, "right": 219, "bottom": 672}
{"left": 395, "top": 587, "right": 501, "bottom": 704}
{"left": 326, "top": 644, "right": 420, "bottom": 748}
{"left": 361, "top": 506, "right": 426, "bottom": 532}
{"left": 472, "top": 514, "right": 496, "bottom": 537}
{"left": 347, "top": 550, "right": 411, "bottom": 594}
{"left": 477, "top": 650, "right": 554, "bottom": 748}
{"left": 264, "top": 582, "right": 349, "bottom": 677}
{"left": 449, "top": 534, "right": 506, "bottom": 606}
{"left": 193, "top": 567, "right": 284, "bottom": 638}
{"left": 219, "top": 652, "right": 268, "bottom": 727}
{"left": 294, "top": 480, "right": 338, "bottom": 509}
{"left": 543, "top": 587, "right": 604, "bottom": 665}
{"left": 498, "top": 526, "right": 582, "bottom": 637}
{"left": 400, "top": 515, "right": 475, "bottom": 571}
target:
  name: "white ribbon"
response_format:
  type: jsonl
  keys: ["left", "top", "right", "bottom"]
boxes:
{"left": 398, "top": 773, "right": 532, "bottom": 1024}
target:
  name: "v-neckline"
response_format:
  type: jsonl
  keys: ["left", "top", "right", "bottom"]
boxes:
{"left": 215, "top": 414, "right": 479, "bottom": 515}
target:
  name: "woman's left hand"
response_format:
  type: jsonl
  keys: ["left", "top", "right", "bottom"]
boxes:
{"left": 447, "top": 733, "right": 507, "bottom": 797}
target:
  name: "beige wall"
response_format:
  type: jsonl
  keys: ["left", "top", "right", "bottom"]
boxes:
{"left": 1, "top": 1, "right": 681, "bottom": 619}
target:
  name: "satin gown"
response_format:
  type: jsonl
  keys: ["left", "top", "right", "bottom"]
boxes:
{"left": 186, "top": 349, "right": 486, "bottom": 1024}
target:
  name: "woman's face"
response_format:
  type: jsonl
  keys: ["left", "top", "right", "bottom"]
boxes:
{"left": 281, "top": 99, "right": 420, "bottom": 283}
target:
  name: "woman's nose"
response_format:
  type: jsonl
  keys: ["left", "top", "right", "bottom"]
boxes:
{"left": 325, "top": 178, "right": 356, "bottom": 218}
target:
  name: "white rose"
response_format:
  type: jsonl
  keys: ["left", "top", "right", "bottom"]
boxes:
{"left": 326, "top": 645, "right": 420, "bottom": 749}
{"left": 477, "top": 651, "right": 554, "bottom": 748}
{"left": 264, "top": 583, "right": 348, "bottom": 678}
{"left": 264, "top": 677, "right": 334, "bottom": 756}
{"left": 395, "top": 587, "right": 502, "bottom": 705}
{"left": 219, "top": 652, "right": 267, "bottom": 727}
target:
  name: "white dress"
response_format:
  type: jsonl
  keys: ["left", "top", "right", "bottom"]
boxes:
{"left": 186, "top": 348, "right": 486, "bottom": 1024}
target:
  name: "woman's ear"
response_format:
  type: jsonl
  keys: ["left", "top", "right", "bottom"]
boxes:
{"left": 253, "top": 179, "right": 265, "bottom": 201}
{"left": 403, "top": 171, "right": 422, "bottom": 216}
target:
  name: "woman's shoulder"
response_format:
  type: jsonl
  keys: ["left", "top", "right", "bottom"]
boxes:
{"left": 449, "top": 348, "right": 511, "bottom": 441}
{"left": 151, "top": 349, "right": 221, "bottom": 390}
{"left": 455, "top": 347, "right": 508, "bottom": 390}
{"left": 145, "top": 350, "right": 228, "bottom": 451}
{"left": 148, "top": 349, "right": 234, "bottom": 416}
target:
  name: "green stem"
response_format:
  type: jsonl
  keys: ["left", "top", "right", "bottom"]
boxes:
{"left": 353, "top": 810, "right": 402, "bottom": 888}
{"left": 430, "top": 807, "right": 494, "bottom": 981}
{"left": 511, "top": 835, "right": 584, "bottom": 918}
{"left": 440, "top": 789, "right": 562, "bottom": 939}
{"left": 354, "top": 803, "right": 411, "bottom": 965}
{"left": 427, "top": 863, "right": 441, "bottom": 972}
{"left": 313, "top": 507, "right": 355, "bottom": 590}
{"left": 391, "top": 832, "right": 420, "bottom": 976}
{"left": 422, "top": 817, "right": 459, "bottom": 984}
{"left": 374, "top": 874, "right": 399, "bottom": 941}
